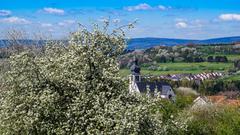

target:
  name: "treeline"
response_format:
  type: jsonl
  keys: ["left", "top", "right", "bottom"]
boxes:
{"left": 156, "top": 55, "right": 228, "bottom": 63}
{"left": 207, "top": 56, "right": 228, "bottom": 62}
{"left": 120, "top": 44, "right": 239, "bottom": 68}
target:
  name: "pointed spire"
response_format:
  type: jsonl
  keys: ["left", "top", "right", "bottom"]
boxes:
{"left": 133, "top": 56, "right": 138, "bottom": 65}
{"left": 130, "top": 56, "right": 141, "bottom": 75}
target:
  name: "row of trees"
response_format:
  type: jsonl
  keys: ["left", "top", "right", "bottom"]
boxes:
{"left": 207, "top": 56, "right": 228, "bottom": 63}
{"left": 120, "top": 44, "right": 235, "bottom": 68}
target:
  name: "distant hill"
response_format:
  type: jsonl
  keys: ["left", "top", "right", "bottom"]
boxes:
{"left": 197, "top": 36, "right": 240, "bottom": 44}
{"left": 127, "top": 38, "right": 197, "bottom": 49}
{"left": 127, "top": 36, "right": 240, "bottom": 49}
{"left": 0, "top": 40, "right": 67, "bottom": 48}
{"left": 1, "top": 36, "right": 240, "bottom": 49}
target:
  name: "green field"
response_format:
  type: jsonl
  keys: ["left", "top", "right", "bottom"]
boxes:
{"left": 223, "top": 75, "right": 240, "bottom": 81}
{"left": 221, "top": 71, "right": 240, "bottom": 81}
{"left": 120, "top": 62, "right": 233, "bottom": 76}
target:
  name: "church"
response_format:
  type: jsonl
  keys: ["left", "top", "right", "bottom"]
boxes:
{"left": 129, "top": 58, "right": 176, "bottom": 100}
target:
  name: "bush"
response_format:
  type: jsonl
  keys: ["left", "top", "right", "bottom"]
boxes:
{"left": 184, "top": 106, "right": 240, "bottom": 135}
{"left": 207, "top": 56, "right": 214, "bottom": 62}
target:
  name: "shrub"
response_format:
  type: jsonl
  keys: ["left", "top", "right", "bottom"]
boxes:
{"left": 184, "top": 106, "right": 240, "bottom": 135}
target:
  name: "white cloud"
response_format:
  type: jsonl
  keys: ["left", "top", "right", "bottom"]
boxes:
{"left": 41, "top": 23, "right": 53, "bottom": 27}
{"left": 43, "top": 7, "right": 65, "bottom": 15}
{"left": 58, "top": 20, "right": 76, "bottom": 26}
{"left": 0, "top": 10, "right": 11, "bottom": 16}
{"left": 58, "top": 22, "right": 65, "bottom": 26}
{"left": 0, "top": 17, "right": 31, "bottom": 24}
{"left": 48, "top": 29, "right": 54, "bottom": 32}
{"left": 124, "top": 3, "right": 171, "bottom": 12}
{"left": 113, "top": 18, "right": 121, "bottom": 23}
{"left": 175, "top": 19, "right": 206, "bottom": 29}
{"left": 158, "top": 5, "right": 167, "bottom": 10}
{"left": 158, "top": 5, "right": 171, "bottom": 11}
{"left": 176, "top": 22, "right": 188, "bottom": 28}
{"left": 219, "top": 14, "right": 240, "bottom": 21}
{"left": 125, "top": 3, "right": 152, "bottom": 11}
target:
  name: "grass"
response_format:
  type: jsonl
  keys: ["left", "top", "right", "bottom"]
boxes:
{"left": 224, "top": 55, "right": 240, "bottom": 61}
{"left": 224, "top": 75, "right": 240, "bottom": 81}
{"left": 221, "top": 71, "right": 240, "bottom": 81}
{"left": 120, "top": 62, "right": 233, "bottom": 76}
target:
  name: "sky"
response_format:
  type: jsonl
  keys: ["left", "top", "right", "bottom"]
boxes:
{"left": 0, "top": 0, "right": 240, "bottom": 39}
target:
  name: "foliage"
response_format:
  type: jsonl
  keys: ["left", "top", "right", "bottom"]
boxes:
{"left": 0, "top": 22, "right": 187, "bottom": 134}
{"left": 119, "top": 43, "right": 240, "bottom": 69}
{"left": 1, "top": 21, "right": 240, "bottom": 135}
{"left": 183, "top": 106, "right": 240, "bottom": 135}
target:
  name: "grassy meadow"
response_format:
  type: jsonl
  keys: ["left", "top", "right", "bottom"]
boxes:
{"left": 120, "top": 62, "right": 233, "bottom": 76}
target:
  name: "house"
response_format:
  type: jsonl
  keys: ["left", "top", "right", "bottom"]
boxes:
{"left": 192, "top": 96, "right": 211, "bottom": 109}
{"left": 192, "top": 95, "right": 240, "bottom": 108}
{"left": 233, "top": 42, "right": 240, "bottom": 49}
{"left": 129, "top": 58, "right": 176, "bottom": 100}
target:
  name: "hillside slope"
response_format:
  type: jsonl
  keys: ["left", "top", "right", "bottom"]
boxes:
{"left": 127, "top": 36, "right": 240, "bottom": 49}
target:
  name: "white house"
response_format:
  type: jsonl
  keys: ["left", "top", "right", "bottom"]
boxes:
{"left": 192, "top": 96, "right": 209, "bottom": 108}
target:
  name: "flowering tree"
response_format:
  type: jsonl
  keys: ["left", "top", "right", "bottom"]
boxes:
{"left": 0, "top": 22, "right": 186, "bottom": 134}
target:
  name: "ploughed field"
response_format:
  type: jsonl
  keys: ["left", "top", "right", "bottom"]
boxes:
{"left": 120, "top": 62, "right": 233, "bottom": 76}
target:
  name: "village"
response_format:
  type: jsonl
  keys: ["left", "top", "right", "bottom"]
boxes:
{"left": 1, "top": 1, "right": 240, "bottom": 134}
{"left": 128, "top": 55, "right": 240, "bottom": 108}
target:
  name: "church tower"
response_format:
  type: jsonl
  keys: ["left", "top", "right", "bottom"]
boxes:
{"left": 129, "top": 57, "right": 141, "bottom": 93}
{"left": 129, "top": 57, "right": 141, "bottom": 83}
{"left": 128, "top": 58, "right": 176, "bottom": 100}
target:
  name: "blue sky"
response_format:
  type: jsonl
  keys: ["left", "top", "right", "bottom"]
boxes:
{"left": 0, "top": 0, "right": 240, "bottom": 39}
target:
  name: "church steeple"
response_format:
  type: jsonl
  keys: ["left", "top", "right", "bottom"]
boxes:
{"left": 130, "top": 57, "right": 141, "bottom": 75}
{"left": 130, "top": 57, "right": 141, "bottom": 82}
